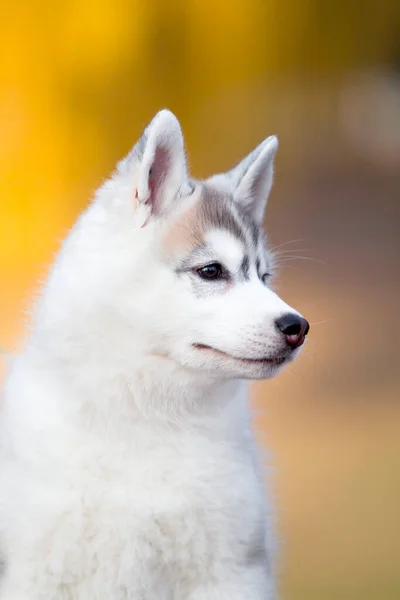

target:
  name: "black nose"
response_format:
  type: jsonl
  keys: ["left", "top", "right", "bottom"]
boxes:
{"left": 275, "top": 313, "right": 310, "bottom": 349}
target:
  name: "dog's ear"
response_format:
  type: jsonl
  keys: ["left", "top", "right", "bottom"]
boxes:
{"left": 215, "top": 136, "right": 278, "bottom": 225}
{"left": 130, "top": 110, "right": 188, "bottom": 219}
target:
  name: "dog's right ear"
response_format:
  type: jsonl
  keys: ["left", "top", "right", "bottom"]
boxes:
{"left": 128, "top": 110, "right": 188, "bottom": 222}
{"left": 207, "top": 136, "right": 278, "bottom": 226}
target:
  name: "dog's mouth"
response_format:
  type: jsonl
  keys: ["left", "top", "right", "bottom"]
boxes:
{"left": 192, "top": 344, "right": 287, "bottom": 366}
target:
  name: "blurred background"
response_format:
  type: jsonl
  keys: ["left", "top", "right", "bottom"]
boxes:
{"left": 0, "top": 1, "right": 399, "bottom": 598}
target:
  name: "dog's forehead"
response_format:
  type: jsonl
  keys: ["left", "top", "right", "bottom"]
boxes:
{"left": 199, "top": 185, "right": 246, "bottom": 244}
{"left": 161, "top": 183, "right": 263, "bottom": 260}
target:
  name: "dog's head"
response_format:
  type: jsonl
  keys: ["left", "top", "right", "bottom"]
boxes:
{"left": 67, "top": 110, "right": 309, "bottom": 381}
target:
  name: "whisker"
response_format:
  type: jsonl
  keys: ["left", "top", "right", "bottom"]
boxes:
{"left": 269, "top": 239, "right": 305, "bottom": 252}
{"left": 309, "top": 319, "right": 331, "bottom": 327}
{"left": 274, "top": 264, "right": 296, "bottom": 270}
{"left": 274, "top": 255, "right": 328, "bottom": 266}
{"left": 272, "top": 248, "right": 313, "bottom": 257}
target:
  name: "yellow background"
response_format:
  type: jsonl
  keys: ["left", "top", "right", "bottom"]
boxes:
{"left": 1, "top": 2, "right": 399, "bottom": 599}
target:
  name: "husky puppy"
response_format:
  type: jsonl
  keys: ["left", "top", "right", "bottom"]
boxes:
{"left": 0, "top": 110, "right": 309, "bottom": 599}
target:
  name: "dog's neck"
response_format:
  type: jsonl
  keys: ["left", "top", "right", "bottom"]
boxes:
{"left": 27, "top": 334, "right": 248, "bottom": 439}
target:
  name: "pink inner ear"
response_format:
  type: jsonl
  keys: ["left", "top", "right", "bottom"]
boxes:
{"left": 148, "top": 144, "right": 171, "bottom": 215}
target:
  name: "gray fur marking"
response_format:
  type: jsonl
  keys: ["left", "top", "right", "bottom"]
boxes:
{"left": 241, "top": 255, "right": 250, "bottom": 280}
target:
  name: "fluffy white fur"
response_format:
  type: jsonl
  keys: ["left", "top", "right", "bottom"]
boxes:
{"left": 0, "top": 110, "right": 307, "bottom": 599}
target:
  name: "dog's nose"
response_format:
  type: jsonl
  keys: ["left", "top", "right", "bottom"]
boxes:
{"left": 275, "top": 313, "right": 310, "bottom": 349}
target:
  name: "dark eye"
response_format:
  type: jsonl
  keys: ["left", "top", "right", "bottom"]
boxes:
{"left": 197, "top": 263, "right": 223, "bottom": 280}
{"left": 262, "top": 273, "right": 272, "bottom": 284}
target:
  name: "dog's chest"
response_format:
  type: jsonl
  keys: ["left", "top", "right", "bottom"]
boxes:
{"left": 56, "top": 433, "right": 266, "bottom": 589}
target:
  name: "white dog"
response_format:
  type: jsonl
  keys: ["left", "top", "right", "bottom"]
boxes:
{"left": 0, "top": 110, "right": 309, "bottom": 599}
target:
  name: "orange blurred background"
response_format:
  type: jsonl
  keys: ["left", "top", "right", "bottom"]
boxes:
{"left": 1, "top": 2, "right": 399, "bottom": 599}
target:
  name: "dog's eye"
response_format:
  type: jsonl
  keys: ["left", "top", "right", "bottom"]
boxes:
{"left": 197, "top": 263, "right": 223, "bottom": 281}
{"left": 262, "top": 273, "right": 272, "bottom": 284}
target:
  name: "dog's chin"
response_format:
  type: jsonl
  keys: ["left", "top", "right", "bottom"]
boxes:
{"left": 191, "top": 343, "right": 294, "bottom": 380}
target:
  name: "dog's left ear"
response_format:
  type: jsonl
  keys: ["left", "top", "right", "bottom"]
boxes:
{"left": 222, "top": 136, "right": 278, "bottom": 225}
{"left": 133, "top": 110, "right": 188, "bottom": 219}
